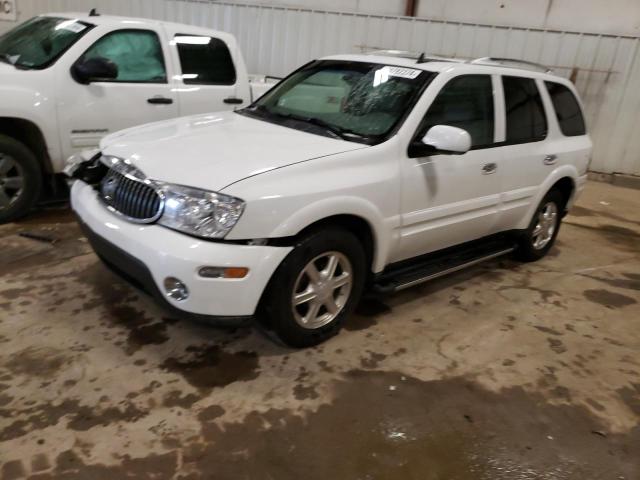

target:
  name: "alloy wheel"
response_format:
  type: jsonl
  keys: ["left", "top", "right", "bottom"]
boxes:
{"left": 532, "top": 201, "right": 558, "bottom": 250}
{"left": 291, "top": 251, "right": 353, "bottom": 329}
{"left": 0, "top": 153, "right": 24, "bottom": 211}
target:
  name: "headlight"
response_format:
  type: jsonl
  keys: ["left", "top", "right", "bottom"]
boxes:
{"left": 157, "top": 183, "right": 245, "bottom": 239}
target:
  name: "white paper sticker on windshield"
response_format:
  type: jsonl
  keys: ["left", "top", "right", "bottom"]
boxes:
{"left": 386, "top": 66, "right": 421, "bottom": 79}
{"left": 59, "top": 21, "right": 87, "bottom": 34}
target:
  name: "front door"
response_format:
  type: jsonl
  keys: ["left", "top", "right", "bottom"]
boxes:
{"left": 396, "top": 74, "right": 502, "bottom": 263}
{"left": 56, "top": 27, "right": 178, "bottom": 160}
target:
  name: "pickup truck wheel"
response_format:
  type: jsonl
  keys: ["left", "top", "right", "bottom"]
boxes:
{"left": 516, "top": 189, "right": 563, "bottom": 262}
{"left": 263, "top": 228, "right": 366, "bottom": 348}
{"left": 0, "top": 135, "right": 42, "bottom": 223}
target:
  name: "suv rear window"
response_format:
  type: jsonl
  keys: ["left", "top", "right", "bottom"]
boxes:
{"left": 545, "top": 81, "right": 586, "bottom": 136}
{"left": 174, "top": 34, "right": 236, "bottom": 85}
{"left": 503, "top": 76, "right": 547, "bottom": 144}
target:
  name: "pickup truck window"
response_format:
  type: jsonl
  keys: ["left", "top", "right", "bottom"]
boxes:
{"left": 174, "top": 34, "right": 236, "bottom": 85}
{"left": 79, "top": 29, "right": 167, "bottom": 83}
{"left": 242, "top": 60, "right": 434, "bottom": 144}
{"left": 417, "top": 74, "right": 495, "bottom": 148}
{"left": 544, "top": 81, "right": 586, "bottom": 136}
{"left": 0, "top": 16, "right": 93, "bottom": 70}
{"left": 503, "top": 76, "right": 547, "bottom": 144}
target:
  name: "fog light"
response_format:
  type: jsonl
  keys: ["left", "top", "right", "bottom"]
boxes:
{"left": 198, "top": 266, "right": 249, "bottom": 279}
{"left": 164, "top": 277, "right": 189, "bottom": 301}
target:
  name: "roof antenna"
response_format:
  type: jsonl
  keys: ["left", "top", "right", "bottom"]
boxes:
{"left": 89, "top": 8, "right": 100, "bottom": 16}
{"left": 416, "top": 52, "right": 426, "bottom": 64}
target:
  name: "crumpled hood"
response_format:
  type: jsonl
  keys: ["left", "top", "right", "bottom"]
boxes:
{"left": 100, "top": 111, "right": 366, "bottom": 191}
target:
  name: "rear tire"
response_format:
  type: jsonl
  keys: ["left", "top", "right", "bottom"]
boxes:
{"left": 515, "top": 189, "right": 564, "bottom": 262}
{"left": 262, "top": 227, "right": 366, "bottom": 348}
{"left": 0, "top": 134, "right": 42, "bottom": 223}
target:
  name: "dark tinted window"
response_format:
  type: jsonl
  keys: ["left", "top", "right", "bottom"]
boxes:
{"left": 174, "top": 35, "right": 236, "bottom": 85}
{"left": 419, "top": 75, "right": 494, "bottom": 147}
{"left": 545, "top": 81, "right": 586, "bottom": 136}
{"left": 503, "top": 76, "right": 547, "bottom": 143}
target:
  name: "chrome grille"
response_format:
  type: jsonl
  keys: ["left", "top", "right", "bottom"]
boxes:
{"left": 99, "top": 167, "right": 162, "bottom": 223}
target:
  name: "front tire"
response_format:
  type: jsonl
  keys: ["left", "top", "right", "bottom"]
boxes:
{"left": 0, "top": 134, "right": 42, "bottom": 223}
{"left": 262, "top": 227, "right": 366, "bottom": 348}
{"left": 516, "top": 189, "right": 564, "bottom": 262}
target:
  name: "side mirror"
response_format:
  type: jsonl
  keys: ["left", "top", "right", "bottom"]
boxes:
{"left": 71, "top": 56, "right": 118, "bottom": 84}
{"left": 408, "top": 125, "right": 472, "bottom": 158}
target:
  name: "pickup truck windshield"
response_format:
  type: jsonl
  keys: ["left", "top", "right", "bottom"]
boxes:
{"left": 241, "top": 60, "right": 434, "bottom": 144}
{"left": 0, "top": 16, "right": 93, "bottom": 70}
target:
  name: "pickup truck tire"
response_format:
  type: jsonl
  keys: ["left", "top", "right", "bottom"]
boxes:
{"left": 263, "top": 227, "right": 366, "bottom": 348}
{"left": 516, "top": 189, "right": 563, "bottom": 262}
{"left": 0, "top": 135, "right": 42, "bottom": 223}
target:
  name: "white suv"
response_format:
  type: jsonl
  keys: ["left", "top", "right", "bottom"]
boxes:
{"left": 69, "top": 52, "right": 592, "bottom": 347}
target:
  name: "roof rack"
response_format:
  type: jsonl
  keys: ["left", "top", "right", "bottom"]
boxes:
{"left": 469, "top": 57, "right": 552, "bottom": 73}
{"left": 364, "top": 49, "right": 463, "bottom": 64}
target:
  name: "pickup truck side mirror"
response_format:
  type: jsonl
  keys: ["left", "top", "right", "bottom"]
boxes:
{"left": 408, "top": 125, "right": 472, "bottom": 158}
{"left": 71, "top": 56, "right": 119, "bottom": 85}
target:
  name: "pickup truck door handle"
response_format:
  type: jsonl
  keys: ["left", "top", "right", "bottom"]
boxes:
{"left": 224, "top": 97, "right": 244, "bottom": 105}
{"left": 544, "top": 154, "right": 558, "bottom": 165}
{"left": 147, "top": 96, "right": 174, "bottom": 105}
{"left": 481, "top": 162, "right": 497, "bottom": 175}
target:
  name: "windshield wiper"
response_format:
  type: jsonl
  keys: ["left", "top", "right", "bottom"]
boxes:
{"left": 248, "top": 105, "right": 365, "bottom": 140}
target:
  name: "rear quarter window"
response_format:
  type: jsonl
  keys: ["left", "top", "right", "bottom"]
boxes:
{"left": 545, "top": 81, "right": 587, "bottom": 136}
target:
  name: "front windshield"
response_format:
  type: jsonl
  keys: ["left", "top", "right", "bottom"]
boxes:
{"left": 0, "top": 16, "right": 93, "bottom": 70}
{"left": 243, "top": 60, "right": 435, "bottom": 144}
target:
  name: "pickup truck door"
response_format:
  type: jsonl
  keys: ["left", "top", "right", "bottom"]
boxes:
{"left": 55, "top": 25, "right": 178, "bottom": 160}
{"left": 395, "top": 74, "right": 503, "bottom": 263}
{"left": 162, "top": 26, "right": 247, "bottom": 115}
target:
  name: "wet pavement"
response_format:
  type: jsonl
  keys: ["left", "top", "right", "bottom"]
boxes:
{"left": 0, "top": 180, "right": 639, "bottom": 479}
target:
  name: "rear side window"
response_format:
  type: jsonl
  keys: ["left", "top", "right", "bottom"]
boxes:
{"left": 419, "top": 74, "right": 495, "bottom": 148}
{"left": 174, "top": 34, "right": 236, "bottom": 85}
{"left": 545, "top": 82, "right": 586, "bottom": 136}
{"left": 503, "top": 76, "right": 547, "bottom": 143}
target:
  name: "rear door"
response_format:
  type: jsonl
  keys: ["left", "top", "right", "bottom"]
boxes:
{"left": 494, "top": 75, "right": 552, "bottom": 230}
{"left": 163, "top": 27, "right": 244, "bottom": 115}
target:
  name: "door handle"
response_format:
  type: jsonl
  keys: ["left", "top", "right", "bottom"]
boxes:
{"left": 147, "top": 96, "right": 173, "bottom": 105}
{"left": 223, "top": 97, "right": 244, "bottom": 105}
{"left": 481, "top": 162, "right": 497, "bottom": 175}
{"left": 544, "top": 154, "right": 558, "bottom": 165}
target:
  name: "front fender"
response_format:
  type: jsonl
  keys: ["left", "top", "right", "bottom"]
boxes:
{"left": 224, "top": 143, "right": 402, "bottom": 273}
{"left": 270, "top": 196, "right": 394, "bottom": 273}
{"left": 0, "top": 83, "right": 59, "bottom": 169}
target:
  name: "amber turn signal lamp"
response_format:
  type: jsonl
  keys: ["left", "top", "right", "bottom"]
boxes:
{"left": 198, "top": 266, "right": 249, "bottom": 279}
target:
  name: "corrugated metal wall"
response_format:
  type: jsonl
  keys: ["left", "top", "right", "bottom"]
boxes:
{"left": 3, "top": 0, "right": 640, "bottom": 175}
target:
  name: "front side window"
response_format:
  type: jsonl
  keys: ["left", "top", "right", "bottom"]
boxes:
{"left": 545, "top": 81, "right": 586, "bottom": 136}
{"left": 241, "top": 60, "right": 435, "bottom": 144}
{"left": 174, "top": 34, "right": 236, "bottom": 85}
{"left": 503, "top": 76, "right": 547, "bottom": 143}
{"left": 80, "top": 29, "right": 166, "bottom": 83}
{"left": 417, "top": 74, "right": 495, "bottom": 148}
{"left": 0, "top": 16, "right": 93, "bottom": 69}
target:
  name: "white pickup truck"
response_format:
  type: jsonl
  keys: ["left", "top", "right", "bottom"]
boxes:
{"left": 0, "top": 11, "right": 276, "bottom": 222}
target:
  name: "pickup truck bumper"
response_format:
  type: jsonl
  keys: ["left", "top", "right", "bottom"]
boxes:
{"left": 71, "top": 181, "right": 292, "bottom": 321}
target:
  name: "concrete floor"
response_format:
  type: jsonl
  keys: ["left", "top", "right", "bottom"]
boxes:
{"left": 0, "top": 180, "right": 639, "bottom": 480}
